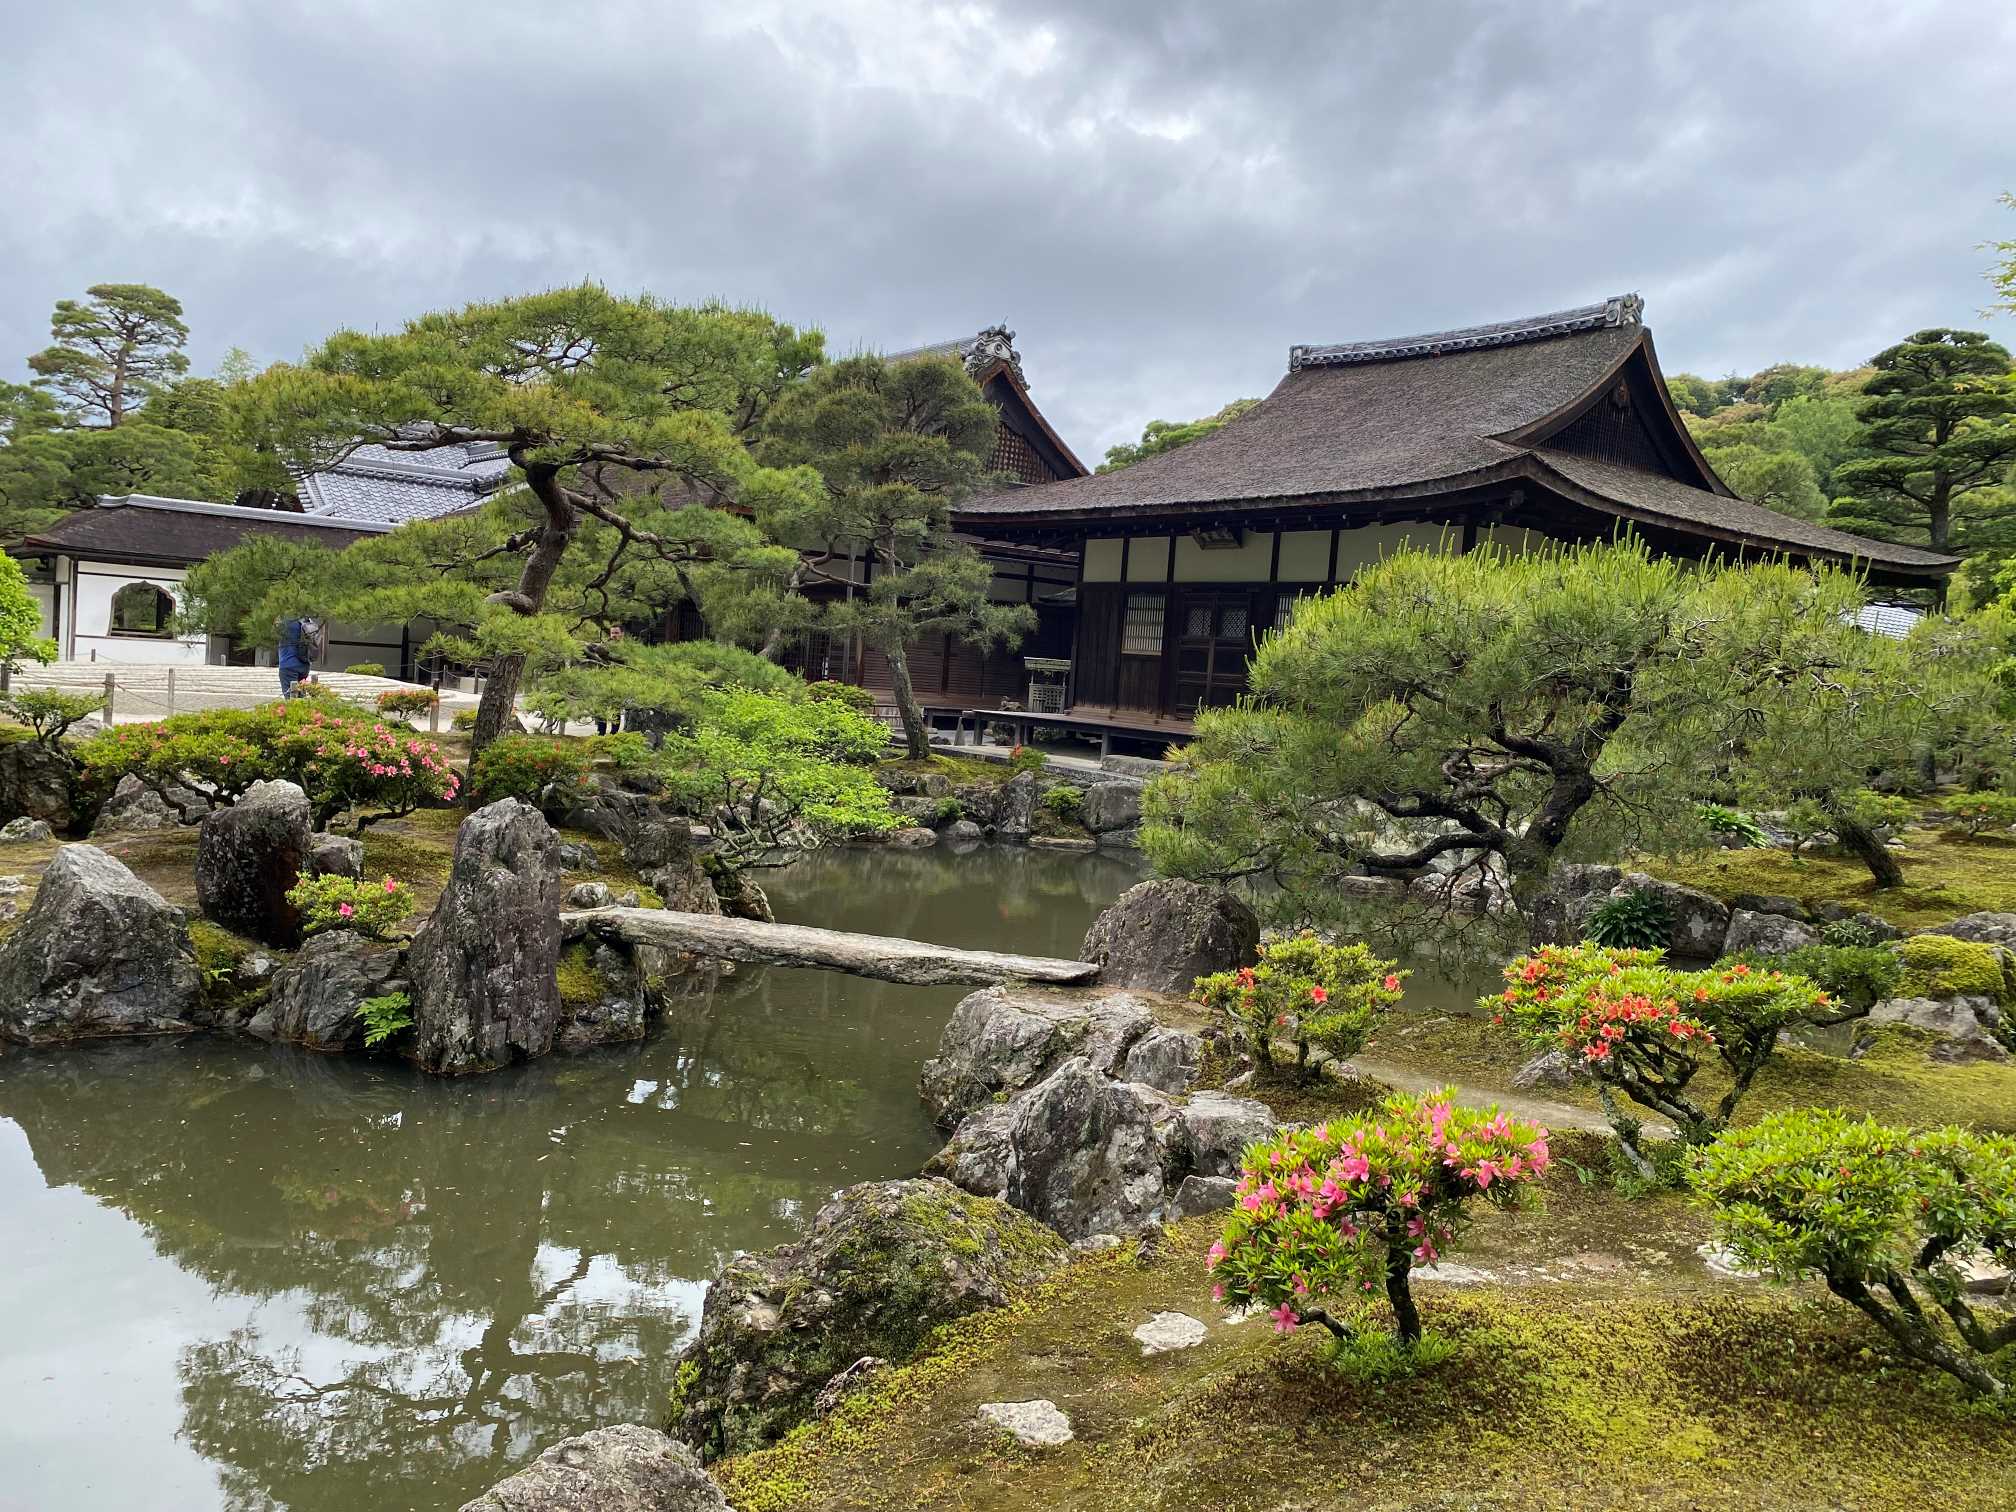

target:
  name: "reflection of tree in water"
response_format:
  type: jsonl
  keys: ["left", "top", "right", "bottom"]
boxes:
{"left": 0, "top": 852, "right": 1142, "bottom": 1510}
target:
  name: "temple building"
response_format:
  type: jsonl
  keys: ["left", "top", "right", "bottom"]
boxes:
{"left": 953, "top": 295, "right": 1956, "bottom": 743}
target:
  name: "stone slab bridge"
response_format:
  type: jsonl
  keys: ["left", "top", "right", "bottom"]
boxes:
{"left": 562, "top": 907, "right": 1098, "bottom": 987}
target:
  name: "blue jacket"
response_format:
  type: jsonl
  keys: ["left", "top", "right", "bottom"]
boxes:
{"left": 278, "top": 619, "right": 311, "bottom": 673}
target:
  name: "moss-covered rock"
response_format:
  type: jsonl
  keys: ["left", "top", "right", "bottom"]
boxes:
{"left": 1893, "top": 933, "right": 2015, "bottom": 1004}
{"left": 671, "top": 1176, "right": 1070, "bottom": 1463}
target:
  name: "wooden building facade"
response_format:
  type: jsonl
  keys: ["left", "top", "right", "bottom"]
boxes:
{"left": 955, "top": 295, "right": 1958, "bottom": 736}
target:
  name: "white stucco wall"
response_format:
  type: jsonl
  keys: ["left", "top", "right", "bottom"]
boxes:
{"left": 68, "top": 560, "right": 205, "bottom": 665}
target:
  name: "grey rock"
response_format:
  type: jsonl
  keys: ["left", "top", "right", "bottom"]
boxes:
{"left": 91, "top": 772, "right": 209, "bottom": 834}
{"left": 1526, "top": 863, "right": 1623, "bottom": 946}
{"left": 1722, "top": 908, "right": 1820, "bottom": 959}
{"left": 0, "top": 845, "right": 202, "bottom": 1044}
{"left": 810, "top": 1357, "right": 889, "bottom": 1419}
{"left": 886, "top": 825, "right": 938, "bottom": 849}
{"left": 1867, "top": 996, "right": 2010, "bottom": 1062}
{"left": 259, "top": 932, "right": 407, "bottom": 1052}
{"left": 1728, "top": 892, "right": 1806, "bottom": 920}
{"left": 1029, "top": 835, "right": 1097, "bottom": 852}
{"left": 235, "top": 952, "right": 277, "bottom": 986}
{"left": 459, "top": 1424, "right": 729, "bottom": 1512}
{"left": 195, "top": 780, "right": 312, "bottom": 948}
{"left": 1178, "top": 1089, "right": 1277, "bottom": 1176}
{"left": 1001, "top": 1059, "right": 1193, "bottom": 1239}
{"left": 555, "top": 840, "right": 602, "bottom": 873}
{"left": 1927, "top": 912, "right": 2016, "bottom": 949}
{"left": 1334, "top": 874, "right": 1408, "bottom": 901}
{"left": 1511, "top": 1049, "right": 1578, "bottom": 1091}
{"left": 0, "top": 816, "right": 53, "bottom": 843}
{"left": 950, "top": 782, "right": 1000, "bottom": 828}
{"left": 615, "top": 890, "right": 641, "bottom": 908}
{"left": 1409, "top": 869, "right": 1511, "bottom": 915}
{"left": 977, "top": 1399, "right": 1073, "bottom": 1448}
{"left": 996, "top": 771, "right": 1037, "bottom": 839}
{"left": 566, "top": 881, "right": 616, "bottom": 909}
{"left": 919, "top": 984, "right": 1160, "bottom": 1127}
{"left": 1081, "top": 779, "right": 1145, "bottom": 834}
{"left": 924, "top": 1100, "right": 1017, "bottom": 1198}
{"left": 1614, "top": 873, "right": 1730, "bottom": 960}
{"left": 943, "top": 818, "right": 984, "bottom": 846}
{"left": 1811, "top": 904, "right": 1903, "bottom": 941}
{"left": 671, "top": 1177, "right": 1067, "bottom": 1461}
{"left": 1120, "top": 1026, "right": 1204, "bottom": 1093}
{"left": 1169, "top": 1174, "right": 1239, "bottom": 1219}
{"left": 1095, "top": 824, "right": 1144, "bottom": 851}
{"left": 407, "top": 799, "right": 566, "bottom": 1075}
{"left": 556, "top": 940, "right": 702, "bottom": 1050}
{"left": 0, "top": 740, "right": 74, "bottom": 827}
{"left": 309, "top": 832, "right": 364, "bottom": 881}
{"left": 1133, "top": 1311, "right": 1208, "bottom": 1356}
{"left": 888, "top": 796, "right": 942, "bottom": 823}
{"left": 1081, "top": 878, "right": 1259, "bottom": 995}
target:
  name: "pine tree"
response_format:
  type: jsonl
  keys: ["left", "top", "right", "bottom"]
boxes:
{"left": 1828, "top": 329, "right": 2016, "bottom": 556}
{"left": 28, "top": 283, "right": 190, "bottom": 427}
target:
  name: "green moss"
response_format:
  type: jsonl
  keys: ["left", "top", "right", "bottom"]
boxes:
{"left": 1644, "top": 836, "right": 2016, "bottom": 930}
{"left": 554, "top": 941, "right": 611, "bottom": 1006}
{"left": 878, "top": 754, "right": 1007, "bottom": 786}
{"left": 188, "top": 919, "right": 264, "bottom": 1015}
{"left": 1894, "top": 934, "right": 2013, "bottom": 1003}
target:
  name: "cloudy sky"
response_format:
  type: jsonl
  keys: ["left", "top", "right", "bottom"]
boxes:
{"left": 4, "top": 1, "right": 2012, "bottom": 460}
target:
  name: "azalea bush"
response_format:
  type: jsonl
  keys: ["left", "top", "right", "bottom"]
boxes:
{"left": 1209, "top": 1087, "right": 1549, "bottom": 1345}
{"left": 1490, "top": 943, "right": 1854, "bottom": 1176}
{"left": 1689, "top": 1109, "right": 2016, "bottom": 1398}
{"left": 1936, "top": 791, "right": 2016, "bottom": 837}
{"left": 1194, "top": 934, "right": 1407, "bottom": 1082}
{"left": 287, "top": 874, "right": 416, "bottom": 940}
{"left": 467, "top": 734, "right": 594, "bottom": 806}
{"left": 73, "top": 700, "right": 458, "bottom": 828}
{"left": 0, "top": 688, "right": 105, "bottom": 746}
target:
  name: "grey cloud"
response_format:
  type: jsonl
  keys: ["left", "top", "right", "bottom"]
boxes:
{"left": 3, "top": 1, "right": 2011, "bottom": 461}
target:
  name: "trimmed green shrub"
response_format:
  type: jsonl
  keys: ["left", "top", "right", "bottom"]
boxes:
{"left": 1194, "top": 933, "right": 1407, "bottom": 1082}
{"left": 1689, "top": 1109, "right": 2016, "bottom": 1397}
{"left": 1771, "top": 943, "right": 1903, "bottom": 1014}
{"left": 805, "top": 680, "right": 875, "bottom": 712}
{"left": 286, "top": 874, "right": 416, "bottom": 941}
{"left": 345, "top": 662, "right": 386, "bottom": 678}
{"left": 1005, "top": 745, "right": 1046, "bottom": 774}
{"left": 467, "top": 734, "right": 595, "bottom": 806}
{"left": 375, "top": 687, "right": 439, "bottom": 724}
{"left": 0, "top": 688, "right": 104, "bottom": 745}
{"left": 1936, "top": 791, "right": 2016, "bottom": 837}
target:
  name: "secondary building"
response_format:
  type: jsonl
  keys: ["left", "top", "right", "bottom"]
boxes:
{"left": 953, "top": 295, "right": 1956, "bottom": 743}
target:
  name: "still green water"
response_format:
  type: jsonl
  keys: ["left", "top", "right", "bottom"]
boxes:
{"left": 0, "top": 845, "right": 1145, "bottom": 1512}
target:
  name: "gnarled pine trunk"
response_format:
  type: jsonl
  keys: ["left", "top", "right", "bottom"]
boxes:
{"left": 884, "top": 642, "right": 931, "bottom": 761}
{"left": 1821, "top": 793, "right": 1904, "bottom": 889}
{"left": 469, "top": 463, "right": 576, "bottom": 760}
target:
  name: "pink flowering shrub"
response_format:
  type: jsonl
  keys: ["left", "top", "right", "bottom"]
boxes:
{"left": 1193, "top": 933, "right": 1407, "bottom": 1082}
{"left": 1489, "top": 943, "right": 1849, "bottom": 1173}
{"left": 73, "top": 701, "right": 459, "bottom": 830}
{"left": 374, "top": 687, "right": 441, "bottom": 725}
{"left": 286, "top": 874, "right": 416, "bottom": 940}
{"left": 1209, "top": 1087, "right": 1548, "bottom": 1344}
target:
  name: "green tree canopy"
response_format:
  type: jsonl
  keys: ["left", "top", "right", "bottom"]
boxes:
{"left": 186, "top": 287, "right": 826, "bottom": 752}
{"left": 1828, "top": 329, "right": 2016, "bottom": 557}
{"left": 1098, "top": 397, "right": 1258, "bottom": 472}
{"left": 755, "top": 353, "right": 1032, "bottom": 757}
{"left": 28, "top": 282, "right": 190, "bottom": 426}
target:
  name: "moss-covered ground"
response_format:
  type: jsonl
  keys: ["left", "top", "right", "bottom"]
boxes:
{"left": 716, "top": 1209, "right": 2015, "bottom": 1512}
{"left": 1644, "top": 830, "right": 2016, "bottom": 930}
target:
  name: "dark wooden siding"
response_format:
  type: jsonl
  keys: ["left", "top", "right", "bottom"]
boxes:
{"left": 1074, "top": 585, "right": 1124, "bottom": 706}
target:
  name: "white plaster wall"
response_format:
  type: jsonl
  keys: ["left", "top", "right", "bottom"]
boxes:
{"left": 1173, "top": 529, "right": 1273, "bottom": 582}
{"left": 69, "top": 561, "right": 205, "bottom": 665}
{"left": 1126, "top": 536, "right": 1171, "bottom": 582}
{"left": 1276, "top": 530, "right": 1331, "bottom": 582}
{"left": 1082, "top": 538, "right": 1123, "bottom": 583}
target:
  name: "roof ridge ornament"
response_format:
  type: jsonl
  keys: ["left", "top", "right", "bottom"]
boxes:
{"left": 1289, "top": 293, "right": 1644, "bottom": 371}
{"left": 964, "top": 324, "right": 1024, "bottom": 385}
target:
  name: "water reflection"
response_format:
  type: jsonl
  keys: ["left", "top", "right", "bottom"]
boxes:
{"left": 0, "top": 844, "right": 1145, "bottom": 1512}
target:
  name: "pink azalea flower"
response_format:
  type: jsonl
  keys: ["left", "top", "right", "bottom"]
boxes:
{"left": 338, "top": 903, "right": 355, "bottom": 919}
{"left": 1270, "top": 1301, "right": 1300, "bottom": 1334}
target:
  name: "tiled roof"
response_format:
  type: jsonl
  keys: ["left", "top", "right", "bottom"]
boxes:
{"left": 957, "top": 297, "right": 1956, "bottom": 578}
{"left": 298, "top": 439, "right": 512, "bottom": 525}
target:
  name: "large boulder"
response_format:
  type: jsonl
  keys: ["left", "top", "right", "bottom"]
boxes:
{"left": 1612, "top": 873, "right": 1730, "bottom": 960}
{"left": 1722, "top": 908, "right": 1819, "bottom": 959}
{"left": 460, "top": 1425, "right": 729, "bottom": 1512}
{"left": 90, "top": 773, "right": 211, "bottom": 834}
{"left": 918, "top": 984, "right": 1172, "bottom": 1127}
{"left": 671, "top": 1177, "right": 1068, "bottom": 1461}
{"left": 1080, "top": 878, "right": 1259, "bottom": 994}
{"left": 195, "top": 780, "right": 312, "bottom": 948}
{"left": 407, "top": 799, "right": 566, "bottom": 1075}
{"left": 0, "top": 844, "right": 203, "bottom": 1044}
{"left": 995, "top": 771, "right": 1037, "bottom": 840}
{"left": 1867, "top": 996, "right": 2009, "bottom": 1063}
{"left": 254, "top": 931, "right": 407, "bottom": 1052}
{"left": 309, "top": 831, "right": 364, "bottom": 881}
{"left": 994, "top": 1058, "right": 1272, "bottom": 1240}
{"left": 1928, "top": 913, "right": 2016, "bottom": 950}
{"left": 545, "top": 782, "right": 718, "bottom": 912}
{"left": 1080, "top": 779, "right": 1145, "bottom": 835}
{"left": 0, "top": 739, "right": 75, "bottom": 827}
{"left": 1525, "top": 863, "right": 1623, "bottom": 946}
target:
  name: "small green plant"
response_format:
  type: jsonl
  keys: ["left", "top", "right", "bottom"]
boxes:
{"left": 1695, "top": 802, "right": 1769, "bottom": 848}
{"left": 0, "top": 687, "right": 105, "bottom": 745}
{"left": 1688, "top": 1109, "right": 2016, "bottom": 1398}
{"left": 286, "top": 874, "right": 416, "bottom": 940}
{"left": 355, "top": 990, "right": 413, "bottom": 1048}
{"left": 932, "top": 797, "right": 964, "bottom": 825}
{"left": 1040, "top": 784, "right": 1084, "bottom": 818}
{"left": 805, "top": 680, "right": 875, "bottom": 713}
{"left": 467, "top": 734, "right": 594, "bottom": 806}
{"left": 1193, "top": 933, "right": 1408, "bottom": 1082}
{"left": 375, "top": 687, "right": 440, "bottom": 724}
{"left": 451, "top": 708, "right": 479, "bottom": 731}
{"left": 345, "top": 661, "right": 386, "bottom": 678}
{"left": 1005, "top": 745, "right": 1046, "bottom": 774}
{"left": 1819, "top": 917, "right": 1887, "bottom": 949}
{"left": 1586, "top": 887, "right": 1672, "bottom": 950}
{"left": 1936, "top": 791, "right": 2016, "bottom": 837}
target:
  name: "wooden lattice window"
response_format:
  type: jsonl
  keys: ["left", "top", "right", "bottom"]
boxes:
{"left": 1122, "top": 593, "right": 1164, "bottom": 655}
